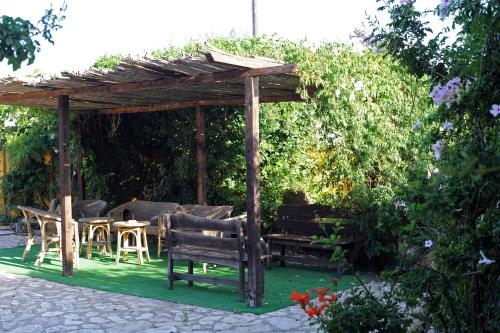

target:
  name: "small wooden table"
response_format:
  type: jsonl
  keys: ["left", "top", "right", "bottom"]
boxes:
{"left": 79, "top": 217, "right": 114, "bottom": 259}
{"left": 113, "top": 221, "right": 151, "bottom": 265}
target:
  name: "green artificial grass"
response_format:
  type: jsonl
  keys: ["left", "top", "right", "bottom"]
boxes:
{"left": 0, "top": 245, "right": 362, "bottom": 314}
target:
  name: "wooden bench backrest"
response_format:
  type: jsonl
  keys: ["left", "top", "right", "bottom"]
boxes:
{"left": 167, "top": 212, "right": 243, "bottom": 252}
{"left": 275, "top": 204, "right": 354, "bottom": 237}
{"left": 179, "top": 204, "right": 233, "bottom": 219}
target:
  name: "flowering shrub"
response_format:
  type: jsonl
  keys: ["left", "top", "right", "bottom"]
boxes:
{"left": 292, "top": 279, "right": 411, "bottom": 332}
{"left": 360, "top": 0, "right": 500, "bottom": 331}
{"left": 291, "top": 283, "right": 337, "bottom": 319}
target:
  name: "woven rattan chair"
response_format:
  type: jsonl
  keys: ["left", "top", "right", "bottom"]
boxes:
{"left": 18, "top": 206, "right": 80, "bottom": 269}
{"left": 107, "top": 200, "right": 180, "bottom": 257}
{"left": 72, "top": 200, "right": 108, "bottom": 220}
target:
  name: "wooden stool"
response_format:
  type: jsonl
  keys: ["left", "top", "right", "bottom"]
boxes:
{"left": 113, "top": 221, "right": 151, "bottom": 265}
{"left": 79, "top": 217, "right": 113, "bottom": 259}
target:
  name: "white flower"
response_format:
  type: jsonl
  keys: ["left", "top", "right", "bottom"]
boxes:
{"left": 335, "top": 89, "right": 341, "bottom": 97}
{"left": 412, "top": 120, "right": 423, "bottom": 129}
{"left": 3, "top": 119, "right": 16, "bottom": 127}
{"left": 478, "top": 250, "right": 495, "bottom": 265}
{"left": 432, "top": 140, "right": 444, "bottom": 160}
{"left": 349, "top": 93, "right": 355, "bottom": 102}
{"left": 490, "top": 104, "right": 500, "bottom": 117}
{"left": 442, "top": 120, "right": 452, "bottom": 132}
{"left": 424, "top": 240, "right": 433, "bottom": 248}
{"left": 399, "top": 0, "right": 412, "bottom": 5}
{"left": 394, "top": 200, "right": 407, "bottom": 210}
{"left": 354, "top": 80, "right": 364, "bottom": 91}
{"left": 54, "top": 149, "right": 59, "bottom": 154}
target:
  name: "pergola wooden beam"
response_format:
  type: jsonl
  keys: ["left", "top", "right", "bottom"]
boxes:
{"left": 0, "top": 65, "right": 297, "bottom": 104}
{"left": 96, "top": 94, "right": 302, "bottom": 115}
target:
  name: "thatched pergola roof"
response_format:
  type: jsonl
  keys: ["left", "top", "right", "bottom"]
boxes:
{"left": 0, "top": 49, "right": 302, "bottom": 114}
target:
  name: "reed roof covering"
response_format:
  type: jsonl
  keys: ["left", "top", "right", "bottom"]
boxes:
{"left": 0, "top": 49, "right": 303, "bottom": 114}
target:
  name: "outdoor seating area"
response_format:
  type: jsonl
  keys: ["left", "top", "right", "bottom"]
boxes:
{"left": 7, "top": 198, "right": 359, "bottom": 313}
{"left": 1, "top": 1, "right": 497, "bottom": 331}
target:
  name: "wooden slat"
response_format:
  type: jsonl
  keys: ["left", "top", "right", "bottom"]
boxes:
{"left": 96, "top": 94, "right": 303, "bottom": 114}
{"left": 0, "top": 65, "right": 297, "bottom": 103}
{"left": 277, "top": 204, "right": 351, "bottom": 219}
{"left": 173, "top": 272, "right": 241, "bottom": 287}
{"left": 171, "top": 230, "right": 238, "bottom": 251}
{"left": 206, "top": 48, "right": 284, "bottom": 68}
{"left": 170, "top": 212, "right": 239, "bottom": 232}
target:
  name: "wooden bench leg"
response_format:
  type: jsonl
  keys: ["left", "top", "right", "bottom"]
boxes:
{"left": 280, "top": 245, "right": 286, "bottom": 267}
{"left": 239, "top": 262, "right": 245, "bottom": 302}
{"left": 157, "top": 234, "right": 162, "bottom": 259}
{"left": 188, "top": 260, "right": 193, "bottom": 287}
{"left": 167, "top": 256, "right": 174, "bottom": 290}
{"left": 265, "top": 239, "right": 272, "bottom": 270}
{"left": 115, "top": 230, "right": 122, "bottom": 264}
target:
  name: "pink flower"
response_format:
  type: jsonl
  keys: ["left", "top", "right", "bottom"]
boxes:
{"left": 430, "top": 77, "right": 462, "bottom": 107}
{"left": 432, "top": 140, "right": 445, "bottom": 160}
{"left": 442, "top": 120, "right": 452, "bottom": 132}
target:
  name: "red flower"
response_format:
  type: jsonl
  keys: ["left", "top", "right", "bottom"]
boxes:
{"left": 318, "top": 303, "right": 329, "bottom": 313}
{"left": 330, "top": 293, "right": 337, "bottom": 303}
{"left": 312, "top": 286, "right": 329, "bottom": 296}
{"left": 305, "top": 305, "right": 319, "bottom": 318}
{"left": 291, "top": 290, "right": 310, "bottom": 307}
{"left": 318, "top": 294, "right": 328, "bottom": 302}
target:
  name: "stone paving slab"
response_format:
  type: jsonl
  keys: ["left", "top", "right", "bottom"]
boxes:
{"left": 0, "top": 231, "right": 317, "bottom": 333}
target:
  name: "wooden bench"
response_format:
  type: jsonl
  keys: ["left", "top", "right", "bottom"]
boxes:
{"left": 263, "top": 204, "right": 361, "bottom": 269}
{"left": 164, "top": 212, "right": 247, "bottom": 302}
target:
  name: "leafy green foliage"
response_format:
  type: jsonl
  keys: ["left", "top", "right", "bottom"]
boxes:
{"left": 0, "top": 106, "right": 59, "bottom": 208}
{"left": 0, "top": 3, "right": 66, "bottom": 71}
{"left": 355, "top": 0, "right": 500, "bottom": 332}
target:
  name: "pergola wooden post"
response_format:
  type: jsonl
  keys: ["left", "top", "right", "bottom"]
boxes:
{"left": 58, "top": 95, "right": 74, "bottom": 276}
{"left": 245, "top": 76, "right": 263, "bottom": 307}
{"left": 195, "top": 105, "right": 207, "bottom": 205}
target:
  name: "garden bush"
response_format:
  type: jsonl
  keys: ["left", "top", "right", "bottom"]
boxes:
{"left": 293, "top": 0, "right": 499, "bottom": 332}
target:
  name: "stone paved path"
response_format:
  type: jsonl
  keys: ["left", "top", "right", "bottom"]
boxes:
{"left": 0, "top": 229, "right": 317, "bottom": 333}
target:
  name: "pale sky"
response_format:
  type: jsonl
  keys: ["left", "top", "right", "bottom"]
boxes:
{"left": 0, "top": 0, "right": 441, "bottom": 77}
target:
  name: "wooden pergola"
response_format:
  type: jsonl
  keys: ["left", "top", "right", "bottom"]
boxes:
{"left": 0, "top": 49, "right": 305, "bottom": 307}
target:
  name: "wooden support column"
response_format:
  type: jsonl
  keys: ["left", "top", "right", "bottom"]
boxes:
{"left": 195, "top": 105, "right": 207, "bottom": 205}
{"left": 76, "top": 119, "right": 84, "bottom": 202}
{"left": 58, "top": 95, "right": 74, "bottom": 276}
{"left": 244, "top": 76, "right": 263, "bottom": 307}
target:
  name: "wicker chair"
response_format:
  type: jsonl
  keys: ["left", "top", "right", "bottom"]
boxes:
{"left": 72, "top": 200, "right": 108, "bottom": 220}
{"left": 18, "top": 206, "right": 80, "bottom": 269}
{"left": 107, "top": 200, "right": 180, "bottom": 256}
